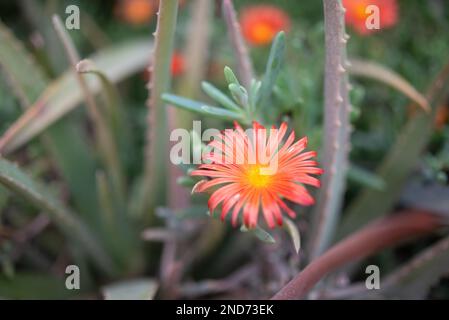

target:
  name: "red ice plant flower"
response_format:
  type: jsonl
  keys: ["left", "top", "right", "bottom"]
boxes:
{"left": 343, "top": 0, "right": 398, "bottom": 35}
{"left": 239, "top": 5, "right": 291, "bottom": 46}
{"left": 116, "top": 0, "right": 156, "bottom": 25}
{"left": 116, "top": 0, "right": 188, "bottom": 26}
{"left": 191, "top": 122, "right": 323, "bottom": 229}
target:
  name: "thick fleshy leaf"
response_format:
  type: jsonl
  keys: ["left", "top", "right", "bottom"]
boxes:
{"left": 338, "top": 62, "right": 449, "bottom": 239}
{"left": 284, "top": 217, "right": 301, "bottom": 253}
{"left": 348, "top": 59, "right": 429, "bottom": 112}
{"left": 0, "top": 158, "right": 115, "bottom": 275}
{"left": 0, "top": 39, "right": 152, "bottom": 153}
{"left": 240, "top": 225, "right": 276, "bottom": 244}
{"left": 0, "top": 19, "right": 99, "bottom": 225}
{"left": 224, "top": 66, "right": 240, "bottom": 86}
{"left": 258, "top": 31, "right": 286, "bottom": 119}
{"left": 347, "top": 164, "right": 386, "bottom": 191}
{"left": 201, "top": 81, "right": 241, "bottom": 111}
{"left": 162, "top": 93, "right": 244, "bottom": 121}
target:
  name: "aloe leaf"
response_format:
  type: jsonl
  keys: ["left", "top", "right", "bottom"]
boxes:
{"left": 140, "top": 0, "right": 179, "bottom": 219}
{"left": 0, "top": 39, "right": 152, "bottom": 153}
{"left": 348, "top": 59, "right": 429, "bottom": 112}
{"left": 347, "top": 164, "right": 386, "bottom": 191}
{"left": 0, "top": 19, "right": 99, "bottom": 223}
{"left": 162, "top": 94, "right": 244, "bottom": 121}
{"left": 337, "top": 62, "right": 449, "bottom": 239}
{"left": 0, "top": 158, "right": 115, "bottom": 274}
{"left": 76, "top": 59, "right": 134, "bottom": 175}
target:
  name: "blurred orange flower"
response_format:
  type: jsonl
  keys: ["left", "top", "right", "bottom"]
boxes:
{"left": 116, "top": 0, "right": 156, "bottom": 25}
{"left": 191, "top": 121, "right": 323, "bottom": 228}
{"left": 343, "top": 0, "right": 398, "bottom": 35}
{"left": 171, "top": 52, "right": 185, "bottom": 77}
{"left": 239, "top": 5, "right": 291, "bottom": 46}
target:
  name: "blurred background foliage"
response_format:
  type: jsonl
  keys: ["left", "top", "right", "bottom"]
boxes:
{"left": 0, "top": 0, "right": 449, "bottom": 299}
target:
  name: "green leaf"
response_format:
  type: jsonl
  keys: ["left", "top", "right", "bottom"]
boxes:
{"left": 224, "top": 66, "right": 240, "bottom": 86}
{"left": 249, "top": 79, "right": 262, "bottom": 110}
{"left": 0, "top": 39, "right": 152, "bottom": 153}
{"left": 228, "top": 83, "right": 249, "bottom": 108}
{"left": 337, "top": 62, "right": 449, "bottom": 239}
{"left": 258, "top": 31, "right": 286, "bottom": 119}
{"left": 347, "top": 164, "right": 386, "bottom": 191}
{"left": 0, "top": 273, "right": 75, "bottom": 299}
{"left": 348, "top": 59, "right": 429, "bottom": 112}
{"left": 175, "top": 205, "right": 209, "bottom": 219}
{"left": 283, "top": 217, "right": 301, "bottom": 254}
{"left": 0, "top": 158, "right": 115, "bottom": 275}
{"left": 162, "top": 93, "right": 244, "bottom": 121}
{"left": 201, "top": 81, "right": 241, "bottom": 111}
{"left": 240, "top": 225, "right": 276, "bottom": 244}
{"left": 0, "top": 19, "right": 99, "bottom": 224}
{"left": 102, "top": 278, "right": 158, "bottom": 300}
{"left": 176, "top": 176, "right": 197, "bottom": 187}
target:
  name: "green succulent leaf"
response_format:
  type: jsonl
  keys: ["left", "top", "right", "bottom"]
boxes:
{"left": 258, "top": 31, "right": 286, "bottom": 119}
{"left": 224, "top": 66, "right": 240, "bottom": 86}
{"left": 162, "top": 93, "right": 245, "bottom": 121}
{"left": 240, "top": 225, "right": 276, "bottom": 244}
{"left": 283, "top": 217, "right": 301, "bottom": 254}
{"left": 201, "top": 81, "right": 241, "bottom": 111}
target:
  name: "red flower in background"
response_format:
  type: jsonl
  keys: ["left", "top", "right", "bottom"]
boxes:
{"left": 240, "top": 5, "right": 291, "bottom": 46}
{"left": 191, "top": 122, "right": 323, "bottom": 229}
{"left": 171, "top": 52, "right": 185, "bottom": 77}
{"left": 116, "top": 0, "right": 156, "bottom": 25}
{"left": 343, "top": 0, "right": 398, "bottom": 35}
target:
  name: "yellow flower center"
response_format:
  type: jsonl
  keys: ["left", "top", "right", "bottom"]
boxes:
{"left": 246, "top": 165, "right": 272, "bottom": 188}
{"left": 251, "top": 23, "right": 276, "bottom": 44}
{"left": 355, "top": 4, "right": 368, "bottom": 20}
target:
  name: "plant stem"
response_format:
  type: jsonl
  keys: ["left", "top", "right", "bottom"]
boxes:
{"left": 308, "top": 0, "right": 351, "bottom": 259}
{"left": 222, "top": 0, "right": 254, "bottom": 89}
{"left": 272, "top": 210, "right": 443, "bottom": 300}
{"left": 141, "top": 0, "right": 179, "bottom": 218}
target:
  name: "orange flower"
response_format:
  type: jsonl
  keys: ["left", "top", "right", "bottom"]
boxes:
{"left": 116, "top": 0, "right": 156, "bottom": 25}
{"left": 343, "top": 0, "right": 398, "bottom": 35}
{"left": 191, "top": 122, "right": 323, "bottom": 229}
{"left": 171, "top": 52, "right": 185, "bottom": 77}
{"left": 240, "top": 5, "right": 291, "bottom": 46}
